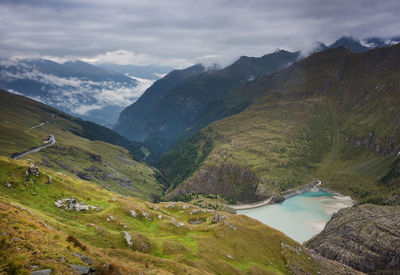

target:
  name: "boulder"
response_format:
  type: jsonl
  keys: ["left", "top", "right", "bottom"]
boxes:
{"left": 122, "top": 231, "right": 133, "bottom": 247}
{"left": 73, "top": 252, "right": 92, "bottom": 265}
{"left": 212, "top": 213, "right": 226, "bottom": 223}
{"left": 129, "top": 209, "right": 137, "bottom": 218}
{"left": 71, "top": 264, "right": 95, "bottom": 274}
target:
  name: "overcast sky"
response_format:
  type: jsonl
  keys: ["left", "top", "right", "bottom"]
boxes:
{"left": 1, "top": 0, "right": 400, "bottom": 68}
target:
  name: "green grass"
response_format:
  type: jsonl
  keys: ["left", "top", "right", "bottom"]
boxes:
{"left": 0, "top": 156, "right": 344, "bottom": 274}
{"left": 0, "top": 90, "right": 164, "bottom": 201}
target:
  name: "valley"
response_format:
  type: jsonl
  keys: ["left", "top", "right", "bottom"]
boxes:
{"left": 1, "top": 35, "right": 400, "bottom": 274}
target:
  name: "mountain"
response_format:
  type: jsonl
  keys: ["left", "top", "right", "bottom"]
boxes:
{"left": 160, "top": 44, "right": 400, "bottom": 206}
{"left": 114, "top": 50, "right": 300, "bottom": 161}
{"left": 0, "top": 89, "right": 164, "bottom": 200}
{"left": 0, "top": 59, "right": 152, "bottom": 128}
{"left": 328, "top": 35, "right": 400, "bottom": 52}
{"left": 99, "top": 63, "right": 173, "bottom": 80}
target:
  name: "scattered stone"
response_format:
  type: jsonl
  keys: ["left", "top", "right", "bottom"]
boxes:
{"left": 122, "top": 231, "right": 133, "bottom": 247}
{"left": 106, "top": 215, "right": 115, "bottom": 222}
{"left": 164, "top": 203, "right": 176, "bottom": 209}
{"left": 281, "top": 242, "right": 302, "bottom": 255}
{"left": 212, "top": 213, "right": 226, "bottom": 223}
{"left": 175, "top": 222, "right": 185, "bottom": 227}
{"left": 182, "top": 205, "right": 188, "bottom": 210}
{"left": 158, "top": 214, "right": 162, "bottom": 220}
{"left": 226, "top": 254, "right": 234, "bottom": 259}
{"left": 4, "top": 182, "right": 11, "bottom": 188}
{"left": 54, "top": 198, "right": 96, "bottom": 212}
{"left": 73, "top": 252, "right": 92, "bottom": 265}
{"left": 110, "top": 197, "right": 117, "bottom": 202}
{"left": 12, "top": 238, "right": 21, "bottom": 242}
{"left": 129, "top": 209, "right": 137, "bottom": 218}
{"left": 71, "top": 264, "right": 95, "bottom": 274}
{"left": 46, "top": 175, "right": 53, "bottom": 184}
{"left": 31, "top": 269, "right": 52, "bottom": 275}
{"left": 28, "top": 265, "right": 39, "bottom": 270}
{"left": 142, "top": 211, "right": 151, "bottom": 221}
{"left": 2, "top": 231, "right": 7, "bottom": 236}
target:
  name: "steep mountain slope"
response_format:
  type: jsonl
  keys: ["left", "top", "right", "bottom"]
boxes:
{"left": 0, "top": 59, "right": 147, "bottom": 127}
{"left": 305, "top": 204, "right": 400, "bottom": 274}
{"left": 115, "top": 51, "right": 300, "bottom": 161}
{"left": 160, "top": 44, "right": 400, "bottom": 205}
{"left": 0, "top": 89, "right": 163, "bottom": 200}
{"left": 0, "top": 157, "right": 361, "bottom": 274}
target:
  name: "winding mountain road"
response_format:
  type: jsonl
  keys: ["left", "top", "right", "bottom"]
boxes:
{"left": 12, "top": 135, "right": 56, "bottom": 160}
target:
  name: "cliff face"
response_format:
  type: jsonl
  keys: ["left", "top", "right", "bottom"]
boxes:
{"left": 305, "top": 204, "right": 400, "bottom": 274}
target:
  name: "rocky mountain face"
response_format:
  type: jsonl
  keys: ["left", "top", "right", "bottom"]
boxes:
{"left": 305, "top": 204, "right": 400, "bottom": 274}
{"left": 0, "top": 59, "right": 153, "bottom": 128}
{"left": 114, "top": 50, "right": 300, "bottom": 161}
{"left": 160, "top": 44, "right": 400, "bottom": 205}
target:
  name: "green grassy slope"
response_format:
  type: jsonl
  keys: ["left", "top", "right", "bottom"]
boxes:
{"left": 0, "top": 90, "right": 163, "bottom": 201}
{"left": 160, "top": 45, "right": 400, "bottom": 205}
{"left": 0, "top": 157, "right": 360, "bottom": 274}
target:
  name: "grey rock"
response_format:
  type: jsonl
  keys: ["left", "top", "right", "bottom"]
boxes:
{"left": 305, "top": 204, "right": 400, "bottom": 274}
{"left": 54, "top": 198, "right": 96, "bottom": 211}
{"left": 4, "top": 182, "right": 11, "bottom": 188}
{"left": 129, "top": 209, "right": 137, "bottom": 218}
{"left": 73, "top": 252, "right": 92, "bottom": 265}
{"left": 27, "top": 163, "right": 40, "bottom": 176}
{"left": 71, "top": 264, "right": 95, "bottom": 274}
{"left": 31, "top": 269, "right": 52, "bottom": 275}
{"left": 212, "top": 213, "right": 226, "bottom": 223}
{"left": 46, "top": 175, "right": 52, "bottom": 184}
{"left": 122, "top": 231, "right": 132, "bottom": 247}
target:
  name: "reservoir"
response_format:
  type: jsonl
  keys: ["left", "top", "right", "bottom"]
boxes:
{"left": 237, "top": 190, "right": 353, "bottom": 243}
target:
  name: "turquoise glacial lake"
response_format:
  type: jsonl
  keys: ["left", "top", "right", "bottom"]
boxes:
{"left": 237, "top": 190, "right": 353, "bottom": 243}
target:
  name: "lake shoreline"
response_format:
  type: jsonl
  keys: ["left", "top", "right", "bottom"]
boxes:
{"left": 226, "top": 179, "right": 354, "bottom": 214}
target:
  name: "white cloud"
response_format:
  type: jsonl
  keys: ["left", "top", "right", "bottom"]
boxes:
{"left": 1, "top": 61, "right": 154, "bottom": 115}
{"left": 71, "top": 104, "right": 103, "bottom": 115}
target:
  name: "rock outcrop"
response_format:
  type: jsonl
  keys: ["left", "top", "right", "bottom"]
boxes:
{"left": 26, "top": 163, "right": 40, "bottom": 177}
{"left": 54, "top": 198, "right": 98, "bottom": 211}
{"left": 305, "top": 204, "right": 400, "bottom": 274}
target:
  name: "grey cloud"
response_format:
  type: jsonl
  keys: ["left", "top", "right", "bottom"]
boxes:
{"left": 1, "top": 0, "right": 400, "bottom": 67}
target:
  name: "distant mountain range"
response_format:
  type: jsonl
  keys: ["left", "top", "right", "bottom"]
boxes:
{"left": 99, "top": 63, "right": 173, "bottom": 80}
{"left": 114, "top": 36, "right": 400, "bottom": 161}
{"left": 0, "top": 59, "right": 172, "bottom": 127}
